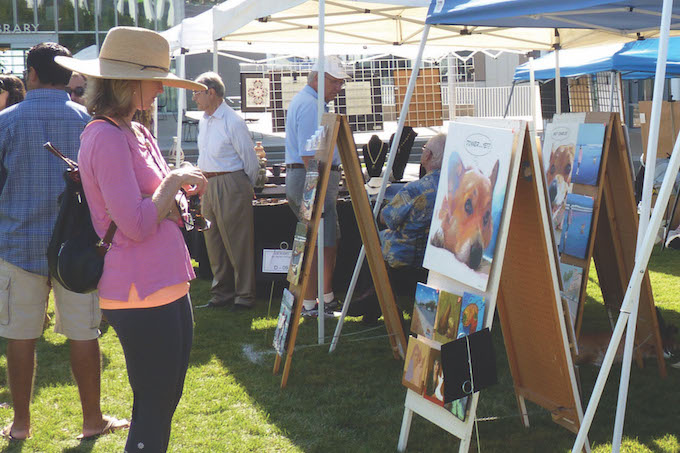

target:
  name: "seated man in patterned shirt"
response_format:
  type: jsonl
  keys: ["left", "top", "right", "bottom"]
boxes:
{"left": 350, "top": 133, "right": 446, "bottom": 324}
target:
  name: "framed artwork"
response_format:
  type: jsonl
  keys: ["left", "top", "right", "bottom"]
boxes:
{"left": 572, "top": 123, "right": 605, "bottom": 186}
{"left": 273, "top": 289, "right": 294, "bottom": 355}
{"left": 433, "top": 289, "right": 462, "bottom": 344}
{"left": 286, "top": 222, "right": 308, "bottom": 286}
{"left": 560, "top": 263, "right": 583, "bottom": 327}
{"left": 333, "top": 68, "right": 384, "bottom": 132}
{"left": 423, "top": 349, "right": 445, "bottom": 407}
{"left": 402, "top": 336, "right": 431, "bottom": 394}
{"left": 457, "top": 292, "right": 485, "bottom": 339}
{"left": 542, "top": 121, "right": 580, "bottom": 244}
{"left": 299, "top": 160, "right": 319, "bottom": 222}
{"left": 240, "top": 74, "right": 271, "bottom": 113}
{"left": 423, "top": 122, "right": 514, "bottom": 291}
{"left": 559, "top": 194, "right": 594, "bottom": 260}
{"left": 411, "top": 283, "right": 440, "bottom": 339}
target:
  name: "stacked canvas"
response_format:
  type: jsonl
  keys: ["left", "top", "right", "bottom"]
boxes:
{"left": 542, "top": 118, "right": 606, "bottom": 328}
{"left": 402, "top": 283, "right": 488, "bottom": 421}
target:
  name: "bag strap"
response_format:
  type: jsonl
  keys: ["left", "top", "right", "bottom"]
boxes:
{"left": 96, "top": 223, "right": 117, "bottom": 256}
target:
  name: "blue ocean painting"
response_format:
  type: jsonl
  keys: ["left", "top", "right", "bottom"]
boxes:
{"left": 412, "top": 283, "right": 440, "bottom": 339}
{"left": 559, "top": 194, "right": 594, "bottom": 259}
{"left": 571, "top": 124, "right": 605, "bottom": 186}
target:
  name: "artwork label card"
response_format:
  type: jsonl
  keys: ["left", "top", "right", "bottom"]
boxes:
{"left": 402, "top": 336, "right": 431, "bottom": 394}
{"left": 273, "top": 289, "right": 295, "bottom": 356}
{"left": 559, "top": 194, "right": 594, "bottom": 260}
{"left": 411, "top": 283, "right": 440, "bottom": 339}
{"left": 423, "top": 122, "right": 514, "bottom": 291}
{"left": 433, "top": 289, "right": 462, "bottom": 344}
{"left": 572, "top": 123, "right": 605, "bottom": 186}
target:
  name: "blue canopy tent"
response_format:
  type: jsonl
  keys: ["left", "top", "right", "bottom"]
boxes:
{"left": 383, "top": 1, "right": 680, "bottom": 452}
{"left": 514, "top": 38, "right": 680, "bottom": 81}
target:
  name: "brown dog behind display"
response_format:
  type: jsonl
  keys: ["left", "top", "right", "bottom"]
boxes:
{"left": 431, "top": 151, "right": 499, "bottom": 271}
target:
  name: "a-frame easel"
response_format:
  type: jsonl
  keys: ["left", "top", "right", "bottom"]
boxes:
{"left": 273, "top": 113, "right": 407, "bottom": 388}
{"left": 554, "top": 112, "right": 666, "bottom": 377}
{"left": 398, "top": 119, "right": 588, "bottom": 452}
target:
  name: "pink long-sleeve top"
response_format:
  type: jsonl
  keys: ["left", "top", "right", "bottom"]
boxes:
{"left": 78, "top": 120, "right": 195, "bottom": 302}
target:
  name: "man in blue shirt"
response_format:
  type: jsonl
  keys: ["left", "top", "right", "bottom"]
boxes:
{"left": 0, "top": 43, "right": 126, "bottom": 440}
{"left": 285, "top": 56, "right": 349, "bottom": 317}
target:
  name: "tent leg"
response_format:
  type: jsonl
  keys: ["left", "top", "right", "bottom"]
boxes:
{"left": 329, "top": 24, "right": 432, "bottom": 353}
{"left": 503, "top": 81, "right": 516, "bottom": 118}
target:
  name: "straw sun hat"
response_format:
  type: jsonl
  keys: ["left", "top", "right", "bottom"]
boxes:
{"left": 55, "top": 26, "right": 205, "bottom": 91}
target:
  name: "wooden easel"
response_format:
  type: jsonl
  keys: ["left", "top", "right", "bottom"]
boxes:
{"left": 273, "top": 114, "right": 407, "bottom": 388}
{"left": 398, "top": 119, "right": 588, "bottom": 452}
{"left": 554, "top": 112, "right": 666, "bottom": 377}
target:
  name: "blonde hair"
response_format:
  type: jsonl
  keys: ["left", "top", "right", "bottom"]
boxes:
{"left": 86, "top": 78, "right": 137, "bottom": 118}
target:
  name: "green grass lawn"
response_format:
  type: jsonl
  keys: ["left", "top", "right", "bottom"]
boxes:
{"left": 1, "top": 247, "right": 679, "bottom": 452}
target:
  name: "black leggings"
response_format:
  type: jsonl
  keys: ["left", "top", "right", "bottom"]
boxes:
{"left": 103, "top": 295, "right": 193, "bottom": 453}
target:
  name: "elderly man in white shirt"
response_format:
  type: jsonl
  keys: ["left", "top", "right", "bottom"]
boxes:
{"left": 193, "top": 72, "right": 259, "bottom": 310}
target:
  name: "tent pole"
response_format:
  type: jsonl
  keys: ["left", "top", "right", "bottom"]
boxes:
{"left": 503, "top": 81, "right": 515, "bottom": 118}
{"left": 317, "top": 0, "right": 326, "bottom": 345}
{"left": 330, "top": 24, "right": 432, "bottom": 353}
{"left": 573, "top": 119, "right": 680, "bottom": 453}
{"left": 612, "top": 0, "right": 673, "bottom": 449}
{"left": 529, "top": 56, "right": 537, "bottom": 133}
{"left": 447, "top": 53, "right": 455, "bottom": 120}
{"left": 175, "top": 53, "right": 186, "bottom": 168}
{"left": 608, "top": 71, "right": 616, "bottom": 112}
{"left": 555, "top": 47, "right": 561, "bottom": 115}
{"left": 213, "top": 40, "right": 218, "bottom": 73}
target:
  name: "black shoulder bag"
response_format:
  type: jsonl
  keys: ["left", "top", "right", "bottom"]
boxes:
{"left": 45, "top": 117, "right": 118, "bottom": 293}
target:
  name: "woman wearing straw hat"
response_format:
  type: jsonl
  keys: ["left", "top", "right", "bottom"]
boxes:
{"left": 56, "top": 27, "right": 208, "bottom": 452}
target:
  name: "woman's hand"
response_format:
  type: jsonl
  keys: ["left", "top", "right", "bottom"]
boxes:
{"left": 170, "top": 166, "right": 208, "bottom": 196}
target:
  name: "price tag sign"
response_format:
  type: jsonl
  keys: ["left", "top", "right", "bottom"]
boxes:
{"left": 262, "top": 249, "right": 292, "bottom": 273}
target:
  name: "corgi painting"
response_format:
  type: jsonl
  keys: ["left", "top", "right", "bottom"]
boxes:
{"left": 542, "top": 121, "right": 580, "bottom": 246}
{"left": 424, "top": 122, "right": 514, "bottom": 291}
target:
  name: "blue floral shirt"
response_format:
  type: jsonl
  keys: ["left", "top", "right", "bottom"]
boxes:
{"left": 0, "top": 89, "right": 89, "bottom": 275}
{"left": 380, "top": 169, "right": 441, "bottom": 268}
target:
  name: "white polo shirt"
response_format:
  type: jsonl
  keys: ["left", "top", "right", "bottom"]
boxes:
{"left": 197, "top": 100, "right": 259, "bottom": 185}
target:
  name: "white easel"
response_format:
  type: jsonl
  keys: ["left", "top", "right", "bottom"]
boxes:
{"left": 397, "top": 119, "right": 588, "bottom": 452}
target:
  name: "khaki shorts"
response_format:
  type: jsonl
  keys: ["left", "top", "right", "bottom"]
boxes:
{"left": 0, "top": 258, "right": 101, "bottom": 341}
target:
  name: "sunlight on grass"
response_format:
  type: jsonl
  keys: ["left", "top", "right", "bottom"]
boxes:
{"left": 0, "top": 248, "right": 679, "bottom": 452}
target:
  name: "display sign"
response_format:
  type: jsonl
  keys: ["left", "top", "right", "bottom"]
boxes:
{"left": 262, "top": 249, "right": 292, "bottom": 273}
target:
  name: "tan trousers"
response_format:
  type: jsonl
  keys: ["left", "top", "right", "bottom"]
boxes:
{"left": 201, "top": 170, "right": 256, "bottom": 307}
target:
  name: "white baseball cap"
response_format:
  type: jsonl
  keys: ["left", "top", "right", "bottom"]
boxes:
{"left": 311, "top": 56, "right": 351, "bottom": 80}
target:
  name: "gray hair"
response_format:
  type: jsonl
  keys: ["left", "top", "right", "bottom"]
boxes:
{"left": 195, "top": 71, "right": 225, "bottom": 98}
{"left": 426, "top": 133, "right": 447, "bottom": 169}
{"left": 307, "top": 71, "right": 318, "bottom": 85}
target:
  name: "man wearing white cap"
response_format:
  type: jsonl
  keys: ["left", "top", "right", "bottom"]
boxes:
{"left": 285, "top": 56, "right": 350, "bottom": 317}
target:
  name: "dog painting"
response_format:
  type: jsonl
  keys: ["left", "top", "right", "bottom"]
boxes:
{"left": 424, "top": 122, "right": 514, "bottom": 291}
{"left": 542, "top": 121, "right": 580, "bottom": 246}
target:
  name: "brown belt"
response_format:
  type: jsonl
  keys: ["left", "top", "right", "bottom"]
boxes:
{"left": 286, "top": 163, "right": 342, "bottom": 172}
{"left": 202, "top": 171, "right": 231, "bottom": 179}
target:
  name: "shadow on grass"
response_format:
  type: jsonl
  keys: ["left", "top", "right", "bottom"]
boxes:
{"left": 182, "top": 276, "right": 680, "bottom": 453}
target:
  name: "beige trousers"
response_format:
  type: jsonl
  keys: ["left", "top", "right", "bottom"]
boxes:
{"left": 201, "top": 170, "right": 256, "bottom": 307}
